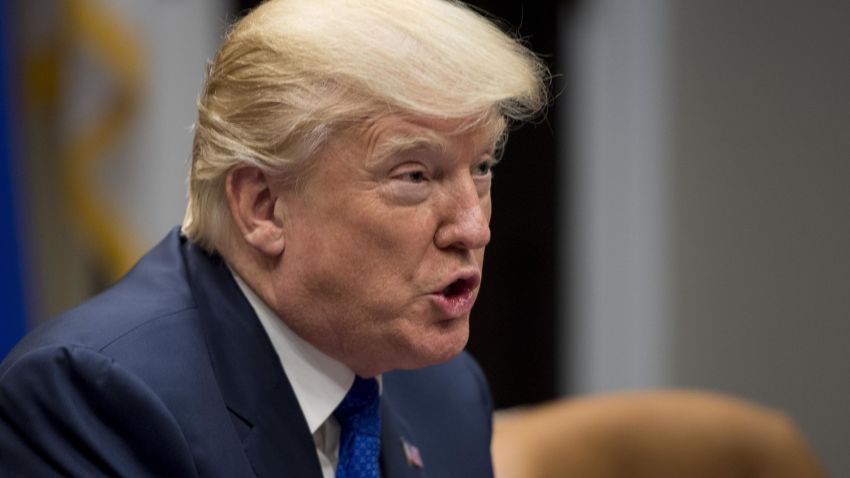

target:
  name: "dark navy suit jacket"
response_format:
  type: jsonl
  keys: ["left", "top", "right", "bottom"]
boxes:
{"left": 0, "top": 230, "right": 494, "bottom": 477}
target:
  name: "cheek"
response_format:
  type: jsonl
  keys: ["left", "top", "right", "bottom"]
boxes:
{"left": 284, "top": 191, "right": 443, "bottom": 312}
{"left": 289, "top": 217, "right": 421, "bottom": 304}
{"left": 353, "top": 206, "right": 438, "bottom": 267}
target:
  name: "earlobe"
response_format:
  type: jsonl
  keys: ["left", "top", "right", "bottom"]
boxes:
{"left": 226, "top": 167, "right": 286, "bottom": 257}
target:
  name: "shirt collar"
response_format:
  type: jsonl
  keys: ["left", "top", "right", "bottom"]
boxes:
{"left": 231, "top": 271, "right": 354, "bottom": 434}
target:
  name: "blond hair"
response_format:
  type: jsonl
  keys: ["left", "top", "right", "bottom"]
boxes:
{"left": 182, "top": 0, "right": 549, "bottom": 251}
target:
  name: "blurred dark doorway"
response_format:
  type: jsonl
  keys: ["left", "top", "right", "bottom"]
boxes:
{"left": 233, "top": 0, "right": 566, "bottom": 409}
{"left": 458, "top": 1, "right": 562, "bottom": 408}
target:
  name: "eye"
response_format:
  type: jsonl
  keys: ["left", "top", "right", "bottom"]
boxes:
{"left": 472, "top": 160, "right": 495, "bottom": 177}
{"left": 400, "top": 170, "right": 427, "bottom": 183}
{"left": 385, "top": 165, "right": 432, "bottom": 205}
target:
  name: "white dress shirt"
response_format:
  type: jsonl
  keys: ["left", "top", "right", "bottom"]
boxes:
{"left": 232, "top": 273, "right": 353, "bottom": 478}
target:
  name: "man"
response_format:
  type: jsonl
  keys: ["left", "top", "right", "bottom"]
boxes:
{"left": 0, "top": 0, "right": 546, "bottom": 476}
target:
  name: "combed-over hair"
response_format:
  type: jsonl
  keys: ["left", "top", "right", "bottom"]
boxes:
{"left": 182, "top": 0, "right": 549, "bottom": 251}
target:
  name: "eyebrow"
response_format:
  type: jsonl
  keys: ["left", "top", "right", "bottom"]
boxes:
{"left": 369, "top": 133, "right": 449, "bottom": 165}
{"left": 371, "top": 130, "right": 503, "bottom": 163}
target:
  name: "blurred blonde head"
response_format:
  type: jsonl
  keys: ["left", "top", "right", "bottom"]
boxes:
{"left": 182, "top": 0, "right": 549, "bottom": 251}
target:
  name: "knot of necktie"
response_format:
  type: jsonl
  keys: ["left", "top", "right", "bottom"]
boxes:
{"left": 334, "top": 376, "right": 381, "bottom": 478}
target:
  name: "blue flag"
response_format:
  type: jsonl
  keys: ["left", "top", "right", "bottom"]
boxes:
{"left": 0, "top": 3, "right": 30, "bottom": 358}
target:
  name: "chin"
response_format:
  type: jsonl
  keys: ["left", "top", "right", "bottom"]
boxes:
{"left": 401, "top": 320, "right": 470, "bottom": 370}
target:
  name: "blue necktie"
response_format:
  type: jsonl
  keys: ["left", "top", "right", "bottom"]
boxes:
{"left": 335, "top": 376, "right": 381, "bottom": 478}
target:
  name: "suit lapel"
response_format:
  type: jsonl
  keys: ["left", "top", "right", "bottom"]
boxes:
{"left": 381, "top": 395, "right": 429, "bottom": 478}
{"left": 182, "top": 237, "right": 323, "bottom": 478}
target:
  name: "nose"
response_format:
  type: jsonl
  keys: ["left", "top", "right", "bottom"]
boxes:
{"left": 434, "top": 180, "right": 491, "bottom": 251}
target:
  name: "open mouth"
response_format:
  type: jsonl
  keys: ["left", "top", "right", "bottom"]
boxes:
{"left": 432, "top": 275, "right": 479, "bottom": 318}
{"left": 430, "top": 272, "right": 481, "bottom": 318}
{"left": 440, "top": 275, "right": 480, "bottom": 299}
{"left": 442, "top": 277, "right": 476, "bottom": 298}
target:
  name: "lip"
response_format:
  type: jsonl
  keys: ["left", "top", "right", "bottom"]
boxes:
{"left": 429, "top": 270, "right": 481, "bottom": 319}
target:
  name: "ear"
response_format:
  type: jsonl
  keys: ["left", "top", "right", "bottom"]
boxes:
{"left": 225, "top": 166, "right": 286, "bottom": 257}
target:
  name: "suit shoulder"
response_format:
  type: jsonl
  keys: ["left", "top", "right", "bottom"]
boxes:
{"left": 2, "top": 231, "right": 197, "bottom": 369}
{"left": 383, "top": 351, "right": 493, "bottom": 423}
{"left": 381, "top": 352, "right": 494, "bottom": 477}
{"left": 384, "top": 351, "right": 491, "bottom": 405}
{"left": 0, "top": 344, "right": 198, "bottom": 476}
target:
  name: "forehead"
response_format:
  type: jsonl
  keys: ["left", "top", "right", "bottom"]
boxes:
{"left": 358, "top": 114, "right": 504, "bottom": 163}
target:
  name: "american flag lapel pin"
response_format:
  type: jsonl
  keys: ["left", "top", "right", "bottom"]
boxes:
{"left": 400, "top": 437, "right": 424, "bottom": 468}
